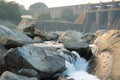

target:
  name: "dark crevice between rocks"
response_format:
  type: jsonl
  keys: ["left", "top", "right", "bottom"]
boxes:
{"left": 87, "top": 55, "right": 96, "bottom": 74}
{"left": 1, "top": 40, "right": 23, "bottom": 50}
{"left": 67, "top": 47, "right": 93, "bottom": 61}
{"left": 4, "top": 43, "right": 23, "bottom": 50}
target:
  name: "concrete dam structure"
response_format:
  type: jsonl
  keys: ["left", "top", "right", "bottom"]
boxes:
{"left": 36, "top": 1, "right": 120, "bottom": 32}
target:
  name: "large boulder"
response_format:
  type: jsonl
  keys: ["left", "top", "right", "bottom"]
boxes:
{"left": 0, "top": 71, "right": 38, "bottom": 80}
{"left": 4, "top": 43, "right": 65, "bottom": 78}
{"left": 0, "top": 25, "right": 35, "bottom": 48}
{"left": 57, "top": 30, "right": 89, "bottom": 49}
{"left": 89, "top": 30, "right": 120, "bottom": 80}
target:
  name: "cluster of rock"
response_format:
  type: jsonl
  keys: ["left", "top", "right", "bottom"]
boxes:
{"left": 0, "top": 19, "right": 96, "bottom": 80}
{"left": 0, "top": 19, "right": 120, "bottom": 80}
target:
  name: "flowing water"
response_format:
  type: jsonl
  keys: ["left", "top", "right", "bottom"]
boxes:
{"left": 62, "top": 51, "right": 100, "bottom": 80}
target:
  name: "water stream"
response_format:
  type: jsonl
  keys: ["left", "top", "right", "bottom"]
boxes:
{"left": 62, "top": 51, "right": 100, "bottom": 80}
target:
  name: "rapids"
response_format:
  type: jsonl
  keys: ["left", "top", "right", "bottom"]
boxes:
{"left": 62, "top": 51, "right": 100, "bottom": 80}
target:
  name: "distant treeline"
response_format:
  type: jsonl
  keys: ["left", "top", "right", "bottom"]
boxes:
{"left": 0, "top": 1, "right": 25, "bottom": 24}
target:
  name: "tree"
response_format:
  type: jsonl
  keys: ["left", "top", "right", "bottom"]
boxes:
{"left": 6, "top": 2, "right": 21, "bottom": 21}
{"left": 0, "top": 1, "right": 23, "bottom": 24}
{"left": 37, "top": 12, "right": 51, "bottom": 21}
{"left": 29, "top": 2, "right": 48, "bottom": 10}
{"left": 19, "top": 5, "right": 27, "bottom": 15}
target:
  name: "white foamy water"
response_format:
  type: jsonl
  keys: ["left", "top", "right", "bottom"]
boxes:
{"left": 62, "top": 51, "right": 100, "bottom": 80}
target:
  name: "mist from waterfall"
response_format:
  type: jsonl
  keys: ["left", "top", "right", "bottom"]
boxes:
{"left": 62, "top": 51, "right": 100, "bottom": 80}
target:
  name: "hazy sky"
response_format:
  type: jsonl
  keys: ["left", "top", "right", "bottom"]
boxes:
{"left": 7, "top": 0, "right": 119, "bottom": 9}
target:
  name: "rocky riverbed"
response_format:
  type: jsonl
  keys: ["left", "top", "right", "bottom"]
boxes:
{"left": 0, "top": 19, "right": 120, "bottom": 80}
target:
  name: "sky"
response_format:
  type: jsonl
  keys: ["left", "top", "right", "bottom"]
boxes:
{"left": 7, "top": 0, "right": 120, "bottom": 9}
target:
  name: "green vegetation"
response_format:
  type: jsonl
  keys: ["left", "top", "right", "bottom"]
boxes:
{"left": 29, "top": 2, "right": 48, "bottom": 10}
{"left": 19, "top": 5, "right": 27, "bottom": 15}
{"left": 0, "top": 1, "right": 25, "bottom": 24}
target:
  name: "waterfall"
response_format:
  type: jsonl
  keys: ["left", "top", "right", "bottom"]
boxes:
{"left": 62, "top": 51, "right": 100, "bottom": 80}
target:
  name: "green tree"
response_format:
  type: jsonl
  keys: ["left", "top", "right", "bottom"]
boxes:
{"left": 7, "top": 2, "right": 21, "bottom": 21}
{"left": 0, "top": 1, "right": 8, "bottom": 19}
{"left": 29, "top": 2, "right": 48, "bottom": 10}
{"left": 0, "top": 1, "right": 23, "bottom": 24}
{"left": 37, "top": 12, "right": 51, "bottom": 21}
{"left": 19, "top": 5, "right": 27, "bottom": 15}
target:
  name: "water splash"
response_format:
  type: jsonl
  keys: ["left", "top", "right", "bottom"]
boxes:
{"left": 67, "top": 71, "right": 100, "bottom": 80}
{"left": 62, "top": 51, "right": 100, "bottom": 80}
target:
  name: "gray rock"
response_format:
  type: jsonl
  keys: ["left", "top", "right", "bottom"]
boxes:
{"left": 4, "top": 44, "right": 65, "bottom": 78}
{"left": 34, "top": 29, "right": 47, "bottom": 41}
{"left": 18, "top": 19, "right": 35, "bottom": 38}
{"left": 58, "top": 30, "right": 88, "bottom": 49}
{"left": 81, "top": 33, "right": 96, "bottom": 43}
{"left": 18, "top": 19, "right": 48, "bottom": 40}
{"left": 0, "top": 71, "right": 38, "bottom": 80}
{"left": 96, "top": 30, "right": 107, "bottom": 36}
{"left": 0, "top": 44, "right": 7, "bottom": 74}
{"left": 46, "top": 32, "right": 59, "bottom": 41}
{"left": 0, "top": 43, "right": 7, "bottom": 64}
{"left": 52, "top": 73, "right": 63, "bottom": 79}
{"left": 0, "top": 25, "right": 35, "bottom": 48}
{"left": 54, "top": 31, "right": 64, "bottom": 35}
{"left": 18, "top": 68, "right": 40, "bottom": 79}
{"left": 58, "top": 76, "right": 67, "bottom": 80}
{"left": 33, "top": 37, "right": 43, "bottom": 42}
